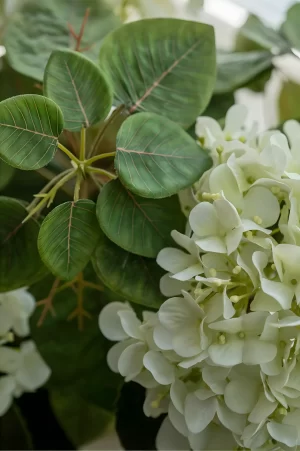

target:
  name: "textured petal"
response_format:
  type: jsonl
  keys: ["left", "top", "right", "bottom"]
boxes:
{"left": 16, "top": 341, "right": 51, "bottom": 391}
{"left": 209, "top": 317, "right": 243, "bottom": 333}
{"left": 171, "top": 230, "right": 197, "bottom": 255}
{"left": 184, "top": 393, "right": 217, "bottom": 434}
{"left": 195, "top": 236, "right": 227, "bottom": 253}
{"left": 157, "top": 248, "right": 196, "bottom": 274}
{"left": 208, "top": 338, "right": 244, "bottom": 367}
{"left": 242, "top": 187, "right": 280, "bottom": 227}
{"left": 0, "top": 346, "right": 21, "bottom": 373}
{"left": 143, "top": 350, "right": 175, "bottom": 385}
{"left": 248, "top": 393, "right": 277, "bottom": 424}
{"left": 224, "top": 379, "right": 259, "bottom": 414}
{"left": 243, "top": 338, "right": 277, "bottom": 365}
{"left": 189, "top": 202, "right": 219, "bottom": 237}
{"left": 156, "top": 417, "right": 190, "bottom": 451}
{"left": 99, "top": 302, "right": 132, "bottom": 341}
{"left": 225, "top": 226, "right": 244, "bottom": 254}
{"left": 133, "top": 370, "right": 158, "bottom": 389}
{"left": 267, "top": 421, "right": 298, "bottom": 447}
{"left": 172, "top": 263, "right": 203, "bottom": 281}
{"left": 159, "top": 296, "right": 202, "bottom": 331}
{"left": 209, "top": 164, "right": 242, "bottom": 208}
{"left": 169, "top": 402, "right": 189, "bottom": 436}
{"left": 261, "top": 278, "right": 293, "bottom": 310}
{"left": 118, "top": 342, "right": 146, "bottom": 380}
{"left": 224, "top": 105, "right": 247, "bottom": 134}
{"left": 178, "top": 351, "right": 208, "bottom": 369}
{"left": 107, "top": 340, "right": 133, "bottom": 373}
{"left": 202, "top": 366, "right": 230, "bottom": 394}
{"left": 159, "top": 273, "right": 192, "bottom": 297}
{"left": 189, "top": 423, "right": 237, "bottom": 451}
{"left": 216, "top": 401, "right": 246, "bottom": 434}
{"left": 172, "top": 327, "right": 201, "bottom": 357}
{"left": 170, "top": 380, "right": 188, "bottom": 415}
{"left": 214, "top": 198, "right": 241, "bottom": 232}
{"left": 118, "top": 310, "right": 142, "bottom": 339}
{"left": 143, "top": 387, "right": 169, "bottom": 418}
{"left": 153, "top": 324, "right": 173, "bottom": 351}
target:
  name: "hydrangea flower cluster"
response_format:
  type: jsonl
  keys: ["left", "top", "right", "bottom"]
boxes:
{"left": 99, "top": 105, "right": 300, "bottom": 450}
{"left": 0, "top": 288, "right": 51, "bottom": 416}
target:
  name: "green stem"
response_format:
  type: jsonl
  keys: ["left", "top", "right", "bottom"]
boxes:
{"left": 84, "top": 151, "right": 116, "bottom": 166}
{"left": 74, "top": 172, "right": 82, "bottom": 201}
{"left": 86, "top": 166, "right": 117, "bottom": 179}
{"left": 23, "top": 170, "right": 76, "bottom": 223}
{"left": 58, "top": 142, "right": 80, "bottom": 165}
{"left": 80, "top": 126, "right": 86, "bottom": 161}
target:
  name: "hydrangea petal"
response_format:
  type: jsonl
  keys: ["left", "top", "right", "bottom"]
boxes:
{"left": 224, "top": 379, "right": 259, "bottom": 414}
{"left": 184, "top": 393, "right": 217, "bottom": 434}
{"left": 118, "top": 342, "right": 146, "bottom": 380}
{"left": 99, "top": 302, "right": 132, "bottom": 341}
{"left": 143, "top": 350, "right": 175, "bottom": 385}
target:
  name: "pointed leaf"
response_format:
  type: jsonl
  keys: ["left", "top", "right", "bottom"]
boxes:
{"left": 38, "top": 200, "right": 100, "bottom": 281}
{"left": 44, "top": 50, "right": 113, "bottom": 131}
{"left": 96, "top": 179, "right": 185, "bottom": 258}
{"left": 92, "top": 231, "right": 165, "bottom": 309}
{"left": 100, "top": 18, "right": 216, "bottom": 128}
{"left": 241, "top": 15, "right": 289, "bottom": 51}
{"left": 282, "top": 3, "right": 300, "bottom": 50}
{"left": 0, "top": 196, "right": 47, "bottom": 292}
{"left": 4, "top": 0, "right": 121, "bottom": 82}
{"left": 115, "top": 112, "right": 211, "bottom": 199}
{"left": 215, "top": 51, "right": 273, "bottom": 94}
{"left": 0, "top": 94, "right": 64, "bottom": 170}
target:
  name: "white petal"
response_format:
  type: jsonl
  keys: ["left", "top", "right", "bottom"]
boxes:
{"left": 243, "top": 338, "right": 277, "bottom": 365}
{"left": 118, "top": 342, "right": 146, "bottom": 380}
{"left": 159, "top": 274, "right": 191, "bottom": 297}
{"left": 133, "top": 370, "right": 158, "bottom": 389}
{"left": 222, "top": 288, "right": 235, "bottom": 319}
{"left": 209, "top": 164, "right": 242, "bottom": 208}
{"left": 195, "top": 236, "right": 227, "bottom": 253}
{"left": 0, "top": 346, "right": 22, "bottom": 373}
{"left": 224, "top": 379, "right": 259, "bottom": 414}
{"left": 216, "top": 401, "right": 246, "bottom": 435}
{"left": 118, "top": 310, "right": 142, "bottom": 339}
{"left": 214, "top": 198, "right": 241, "bottom": 232}
{"left": 242, "top": 187, "right": 280, "bottom": 227}
{"left": 158, "top": 296, "right": 202, "bottom": 332}
{"left": 171, "top": 230, "right": 196, "bottom": 254}
{"left": 0, "top": 376, "right": 14, "bottom": 416}
{"left": 274, "top": 316, "right": 300, "bottom": 328}
{"left": 251, "top": 290, "right": 283, "bottom": 312}
{"left": 172, "top": 327, "right": 201, "bottom": 357}
{"left": 143, "top": 350, "right": 175, "bottom": 385}
{"left": 157, "top": 248, "right": 196, "bottom": 274}
{"left": 178, "top": 351, "right": 208, "bottom": 369}
{"left": 224, "top": 104, "right": 247, "bottom": 134}
{"left": 172, "top": 263, "right": 203, "bottom": 281}
{"left": 153, "top": 324, "right": 173, "bottom": 351}
{"left": 202, "top": 366, "right": 230, "bottom": 394}
{"left": 156, "top": 417, "right": 190, "bottom": 451}
{"left": 99, "top": 302, "right": 131, "bottom": 341}
{"left": 225, "top": 227, "right": 244, "bottom": 254}
{"left": 209, "top": 317, "right": 242, "bottom": 333}
{"left": 208, "top": 338, "right": 244, "bottom": 366}
{"left": 169, "top": 402, "right": 189, "bottom": 436}
{"left": 184, "top": 393, "right": 217, "bottom": 434}
{"left": 107, "top": 340, "right": 133, "bottom": 373}
{"left": 143, "top": 387, "right": 169, "bottom": 418}
{"left": 189, "top": 423, "right": 237, "bottom": 451}
{"left": 170, "top": 380, "right": 188, "bottom": 415}
{"left": 189, "top": 202, "right": 219, "bottom": 237}
{"left": 248, "top": 392, "right": 277, "bottom": 424}
{"left": 267, "top": 421, "right": 298, "bottom": 447}
{"left": 16, "top": 342, "right": 51, "bottom": 390}
{"left": 261, "top": 278, "right": 293, "bottom": 310}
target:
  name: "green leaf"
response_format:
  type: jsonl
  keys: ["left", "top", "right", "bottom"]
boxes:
{"left": 92, "top": 231, "right": 165, "bottom": 309}
{"left": 215, "top": 51, "right": 273, "bottom": 94}
{"left": 282, "top": 3, "right": 300, "bottom": 50}
{"left": 0, "top": 196, "right": 47, "bottom": 292}
{"left": 97, "top": 179, "right": 185, "bottom": 258}
{"left": 240, "top": 14, "right": 289, "bottom": 51}
{"left": 100, "top": 18, "right": 216, "bottom": 128}
{"left": 38, "top": 200, "right": 100, "bottom": 281}
{"left": 4, "top": 0, "right": 121, "bottom": 82}
{"left": 30, "top": 275, "right": 122, "bottom": 408}
{"left": 50, "top": 390, "right": 114, "bottom": 448}
{"left": 44, "top": 50, "right": 113, "bottom": 131}
{"left": 0, "top": 94, "right": 64, "bottom": 170}
{"left": 0, "top": 161, "right": 14, "bottom": 191}
{"left": 278, "top": 80, "right": 300, "bottom": 122}
{"left": 0, "top": 405, "right": 32, "bottom": 450}
{"left": 115, "top": 112, "right": 211, "bottom": 199}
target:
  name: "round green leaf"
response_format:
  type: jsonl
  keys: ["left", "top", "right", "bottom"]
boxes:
{"left": 38, "top": 200, "right": 100, "bottom": 281}
{"left": 4, "top": 0, "right": 121, "bottom": 82}
{"left": 0, "top": 94, "right": 64, "bottom": 170}
{"left": 0, "top": 196, "right": 47, "bottom": 292}
{"left": 44, "top": 50, "right": 113, "bottom": 131}
{"left": 215, "top": 51, "right": 273, "bottom": 94}
{"left": 100, "top": 18, "right": 216, "bottom": 128}
{"left": 240, "top": 14, "right": 289, "bottom": 51}
{"left": 92, "top": 231, "right": 165, "bottom": 309}
{"left": 115, "top": 112, "right": 211, "bottom": 199}
{"left": 97, "top": 179, "right": 185, "bottom": 257}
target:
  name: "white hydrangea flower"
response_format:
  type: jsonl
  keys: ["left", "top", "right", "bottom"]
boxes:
{"left": 0, "top": 288, "right": 51, "bottom": 418}
{"left": 100, "top": 105, "right": 300, "bottom": 451}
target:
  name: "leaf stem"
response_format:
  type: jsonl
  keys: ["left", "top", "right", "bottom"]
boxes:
{"left": 84, "top": 151, "right": 116, "bottom": 166}
{"left": 58, "top": 142, "right": 80, "bottom": 165}
{"left": 74, "top": 172, "right": 82, "bottom": 201}
{"left": 86, "top": 166, "right": 117, "bottom": 179}
{"left": 80, "top": 126, "right": 86, "bottom": 161}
